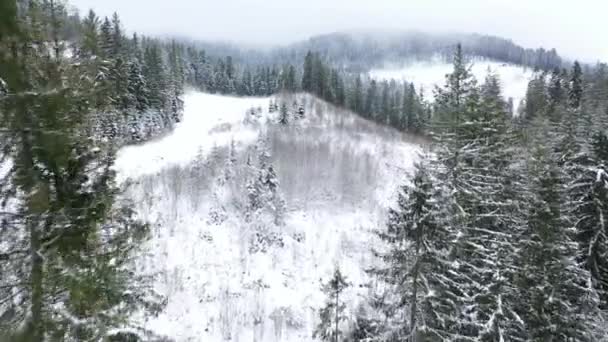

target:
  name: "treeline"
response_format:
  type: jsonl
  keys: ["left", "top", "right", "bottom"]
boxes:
{"left": 74, "top": 10, "right": 184, "bottom": 143}
{"left": 1, "top": 1, "right": 164, "bottom": 341}
{"left": 47, "top": 16, "right": 570, "bottom": 139}
{"left": 37, "top": 11, "right": 572, "bottom": 142}
{"left": 28, "top": 3, "right": 187, "bottom": 143}
{"left": 302, "top": 51, "right": 429, "bottom": 134}
{"left": 176, "top": 46, "right": 429, "bottom": 134}
{"left": 321, "top": 45, "right": 608, "bottom": 341}
{"left": 180, "top": 50, "right": 297, "bottom": 96}
{"left": 181, "top": 31, "right": 566, "bottom": 72}
{"left": 287, "top": 31, "right": 565, "bottom": 72}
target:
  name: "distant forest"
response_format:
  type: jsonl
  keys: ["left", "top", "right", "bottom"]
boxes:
{"left": 18, "top": 4, "right": 581, "bottom": 140}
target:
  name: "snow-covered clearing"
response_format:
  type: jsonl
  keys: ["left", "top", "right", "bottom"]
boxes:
{"left": 369, "top": 56, "right": 534, "bottom": 108}
{"left": 116, "top": 91, "right": 420, "bottom": 341}
{"left": 115, "top": 93, "right": 268, "bottom": 181}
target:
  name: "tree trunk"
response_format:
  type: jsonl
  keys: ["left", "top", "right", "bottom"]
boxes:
{"left": 409, "top": 238, "right": 422, "bottom": 342}
{"left": 335, "top": 290, "right": 339, "bottom": 342}
{"left": 20, "top": 82, "right": 44, "bottom": 341}
{"left": 30, "top": 217, "right": 43, "bottom": 342}
{"left": 22, "top": 129, "right": 44, "bottom": 341}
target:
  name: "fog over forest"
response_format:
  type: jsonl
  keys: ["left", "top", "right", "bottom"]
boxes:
{"left": 69, "top": 0, "right": 608, "bottom": 62}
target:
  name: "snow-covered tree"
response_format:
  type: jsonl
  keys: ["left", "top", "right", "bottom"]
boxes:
{"left": 426, "top": 45, "right": 530, "bottom": 340}
{"left": 0, "top": 3, "right": 160, "bottom": 340}
{"left": 515, "top": 138, "right": 606, "bottom": 340}
{"left": 372, "top": 157, "right": 461, "bottom": 341}
{"left": 314, "top": 267, "right": 350, "bottom": 342}
{"left": 569, "top": 61, "right": 584, "bottom": 110}
{"left": 279, "top": 102, "right": 290, "bottom": 125}
{"left": 433, "top": 43, "right": 478, "bottom": 126}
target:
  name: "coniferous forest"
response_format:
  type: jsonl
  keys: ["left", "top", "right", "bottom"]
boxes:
{"left": 2, "top": 0, "right": 608, "bottom": 341}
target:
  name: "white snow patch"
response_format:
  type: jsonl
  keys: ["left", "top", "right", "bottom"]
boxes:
{"left": 115, "top": 92, "right": 270, "bottom": 181}
{"left": 369, "top": 56, "right": 534, "bottom": 109}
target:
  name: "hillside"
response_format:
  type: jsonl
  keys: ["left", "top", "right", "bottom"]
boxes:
{"left": 115, "top": 92, "right": 421, "bottom": 341}
{"left": 282, "top": 31, "right": 564, "bottom": 72}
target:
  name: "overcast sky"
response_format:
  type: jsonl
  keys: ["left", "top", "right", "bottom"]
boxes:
{"left": 69, "top": 0, "right": 607, "bottom": 63}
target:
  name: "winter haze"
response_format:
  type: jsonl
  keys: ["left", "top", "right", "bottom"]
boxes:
{"left": 69, "top": 0, "right": 608, "bottom": 63}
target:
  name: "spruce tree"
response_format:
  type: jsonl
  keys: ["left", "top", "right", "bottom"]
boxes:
{"left": 282, "top": 64, "right": 297, "bottom": 92}
{"left": 279, "top": 102, "right": 289, "bottom": 125}
{"left": 351, "top": 75, "right": 363, "bottom": 114}
{"left": 110, "top": 12, "right": 123, "bottom": 57}
{"left": 373, "top": 158, "right": 461, "bottom": 341}
{"left": 302, "top": 51, "right": 314, "bottom": 92}
{"left": 80, "top": 9, "right": 100, "bottom": 58}
{"left": 314, "top": 267, "right": 349, "bottom": 342}
{"left": 127, "top": 57, "right": 149, "bottom": 112}
{"left": 570, "top": 61, "right": 584, "bottom": 110}
{"left": 364, "top": 80, "right": 377, "bottom": 119}
{"left": 548, "top": 67, "right": 566, "bottom": 107}
{"left": 99, "top": 16, "right": 113, "bottom": 59}
{"left": 142, "top": 43, "right": 167, "bottom": 110}
{"left": 380, "top": 81, "right": 390, "bottom": 123}
{"left": 431, "top": 45, "right": 527, "bottom": 340}
{"left": 569, "top": 132, "right": 608, "bottom": 311}
{"left": 0, "top": 3, "right": 159, "bottom": 340}
{"left": 434, "top": 43, "right": 478, "bottom": 125}
{"left": 403, "top": 83, "right": 417, "bottom": 132}
{"left": 515, "top": 136, "right": 605, "bottom": 340}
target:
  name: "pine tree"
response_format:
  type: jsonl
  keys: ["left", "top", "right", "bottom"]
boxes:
{"left": 314, "top": 55, "right": 328, "bottom": 98}
{"left": 279, "top": 102, "right": 289, "bottom": 125}
{"left": 246, "top": 139, "right": 285, "bottom": 226}
{"left": 99, "top": 16, "right": 113, "bottom": 59}
{"left": 373, "top": 158, "right": 461, "bottom": 341}
{"left": 302, "top": 51, "right": 314, "bottom": 92}
{"left": 240, "top": 68, "right": 254, "bottom": 95}
{"left": 430, "top": 44, "right": 527, "bottom": 340}
{"left": 569, "top": 132, "right": 608, "bottom": 311}
{"left": 282, "top": 64, "right": 297, "bottom": 92}
{"left": 314, "top": 267, "right": 350, "bottom": 342}
{"left": 167, "top": 40, "right": 185, "bottom": 121}
{"left": 515, "top": 137, "right": 605, "bottom": 340}
{"left": 380, "top": 81, "right": 390, "bottom": 123}
{"left": 350, "top": 75, "right": 363, "bottom": 114}
{"left": 142, "top": 43, "right": 167, "bottom": 110}
{"left": 110, "top": 12, "right": 123, "bottom": 57}
{"left": 335, "top": 72, "right": 346, "bottom": 106}
{"left": 570, "top": 61, "right": 584, "bottom": 110}
{"left": 127, "top": 57, "right": 149, "bottom": 112}
{"left": 403, "top": 83, "right": 417, "bottom": 132}
{"left": 364, "top": 80, "right": 377, "bottom": 119}
{"left": 80, "top": 9, "right": 100, "bottom": 57}
{"left": 0, "top": 3, "right": 159, "bottom": 340}
{"left": 548, "top": 67, "right": 566, "bottom": 107}
{"left": 523, "top": 72, "right": 549, "bottom": 122}
{"left": 433, "top": 43, "right": 478, "bottom": 126}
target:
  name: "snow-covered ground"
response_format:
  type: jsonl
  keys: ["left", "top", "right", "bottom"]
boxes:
{"left": 115, "top": 91, "right": 420, "bottom": 341}
{"left": 115, "top": 93, "right": 269, "bottom": 181}
{"left": 369, "top": 56, "right": 534, "bottom": 109}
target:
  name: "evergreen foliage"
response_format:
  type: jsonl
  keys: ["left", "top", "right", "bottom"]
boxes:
{"left": 370, "top": 44, "right": 608, "bottom": 341}
{"left": 314, "top": 267, "right": 350, "bottom": 342}
{"left": 0, "top": 2, "right": 163, "bottom": 340}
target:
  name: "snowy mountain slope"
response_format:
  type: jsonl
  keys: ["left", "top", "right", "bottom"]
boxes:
{"left": 369, "top": 56, "right": 534, "bottom": 109}
{"left": 115, "top": 91, "right": 421, "bottom": 341}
